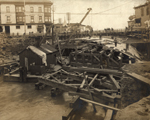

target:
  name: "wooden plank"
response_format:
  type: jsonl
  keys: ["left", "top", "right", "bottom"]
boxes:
{"left": 38, "top": 78, "right": 115, "bottom": 103}
{"left": 43, "top": 70, "right": 61, "bottom": 79}
{"left": 38, "top": 78, "right": 78, "bottom": 92}
{"left": 80, "top": 78, "right": 86, "bottom": 88}
{"left": 127, "top": 72, "right": 150, "bottom": 85}
{"left": 103, "top": 53, "right": 119, "bottom": 66}
{"left": 62, "top": 96, "right": 80, "bottom": 120}
{"left": 104, "top": 103, "right": 114, "bottom": 120}
{"left": 65, "top": 84, "right": 81, "bottom": 86}
{"left": 80, "top": 97, "right": 120, "bottom": 111}
{"left": 100, "top": 82, "right": 115, "bottom": 90}
{"left": 69, "top": 96, "right": 80, "bottom": 108}
{"left": 92, "top": 87, "right": 118, "bottom": 93}
{"left": 9, "top": 67, "right": 19, "bottom": 74}
{"left": 68, "top": 91, "right": 106, "bottom": 104}
{"left": 89, "top": 74, "right": 98, "bottom": 86}
{"left": 85, "top": 75, "right": 97, "bottom": 112}
{"left": 109, "top": 74, "right": 120, "bottom": 90}
{"left": 63, "top": 66, "right": 122, "bottom": 75}
{"left": 62, "top": 107, "right": 74, "bottom": 120}
{"left": 3, "top": 73, "right": 41, "bottom": 82}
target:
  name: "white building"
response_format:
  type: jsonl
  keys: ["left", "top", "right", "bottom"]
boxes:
{"left": 0, "top": 0, "right": 52, "bottom": 36}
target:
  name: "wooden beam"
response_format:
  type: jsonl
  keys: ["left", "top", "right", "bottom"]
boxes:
{"left": 65, "top": 84, "right": 82, "bottom": 86}
{"left": 89, "top": 74, "right": 98, "bottom": 87}
{"left": 80, "top": 78, "right": 86, "bottom": 88}
{"left": 43, "top": 70, "right": 61, "bottom": 79}
{"left": 69, "top": 96, "right": 80, "bottom": 108}
{"left": 51, "top": 75, "right": 60, "bottom": 82}
{"left": 104, "top": 103, "right": 114, "bottom": 120}
{"left": 85, "top": 75, "right": 97, "bottom": 112}
{"left": 38, "top": 78, "right": 116, "bottom": 103}
{"left": 63, "top": 66, "right": 122, "bottom": 75}
{"left": 100, "top": 82, "right": 116, "bottom": 90}
{"left": 62, "top": 107, "right": 74, "bottom": 120}
{"left": 62, "top": 96, "right": 80, "bottom": 120}
{"left": 80, "top": 97, "right": 120, "bottom": 111}
{"left": 127, "top": 72, "right": 150, "bottom": 86}
{"left": 9, "top": 67, "right": 19, "bottom": 74}
{"left": 103, "top": 53, "right": 119, "bottom": 66}
{"left": 92, "top": 87, "right": 118, "bottom": 93}
{"left": 109, "top": 74, "right": 120, "bottom": 90}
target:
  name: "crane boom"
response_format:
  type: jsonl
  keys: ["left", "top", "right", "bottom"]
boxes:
{"left": 67, "top": 8, "right": 92, "bottom": 43}
{"left": 80, "top": 8, "right": 92, "bottom": 24}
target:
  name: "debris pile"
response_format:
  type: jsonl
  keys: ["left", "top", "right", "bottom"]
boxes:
{"left": 0, "top": 35, "right": 38, "bottom": 64}
{"left": 1, "top": 33, "right": 150, "bottom": 120}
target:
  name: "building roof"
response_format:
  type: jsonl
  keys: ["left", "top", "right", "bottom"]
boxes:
{"left": 19, "top": 44, "right": 57, "bottom": 55}
{"left": 27, "top": 46, "right": 46, "bottom": 57}
{"left": 0, "top": 0, "right": 53, "bottom": 5}
{"left": 134, "top": 2, "right": 148, "bottom": 9}
{"left": 39, "top": 44, "right": 57, "bottom": 54}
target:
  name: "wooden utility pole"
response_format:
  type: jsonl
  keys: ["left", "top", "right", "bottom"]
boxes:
{"left": 24, "top": 0, "right": 26, "bottom": 38}
{"left": 52, "top": 5, "right": 55, "bottom": 24}
{"left": 52, "top": 5, "right": 55, "bottom": 45}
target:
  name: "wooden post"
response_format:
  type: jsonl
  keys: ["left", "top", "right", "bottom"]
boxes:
{"left": 85, "top": 74, "right": 97, "bottom": 112}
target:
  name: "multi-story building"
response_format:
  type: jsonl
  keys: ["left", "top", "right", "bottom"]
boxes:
{"left": 0, "top": 0, "right": 52, "bottom": 35}
{"left": 128, "top": 1, "right": 150, "bottom": 30}
{"left": 134, "top": 2, "right": 149, "bottom": 27}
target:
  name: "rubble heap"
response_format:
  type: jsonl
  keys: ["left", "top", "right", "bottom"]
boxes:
{"left": 0, "top": 34, "right": 37, "bottom": 64}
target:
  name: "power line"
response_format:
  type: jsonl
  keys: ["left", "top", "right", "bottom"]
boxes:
{"left": 54, "top": 0, "right": 133, "bottom": 15}
{"left": 93, "top": 0, "right": 133, "bottom": 14}
{"left": 54, "top": 13, "right": 132, "bottom": 15}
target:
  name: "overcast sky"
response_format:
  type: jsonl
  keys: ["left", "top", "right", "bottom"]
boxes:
{"left": 50, "top": 0, "right": 146, "bottom": 30}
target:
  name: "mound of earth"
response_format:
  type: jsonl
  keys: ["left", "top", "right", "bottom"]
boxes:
{"left": 120, "top": 76, "right": 150, "bottom": 108}
{"left": 115, "top": 95, "right": 150, "bottom": 120}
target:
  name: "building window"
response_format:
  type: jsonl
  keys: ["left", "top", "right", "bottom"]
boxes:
{"left": 19, "top": 7, "right": 22, "bottom": 12}
{"left": 16, "top": 6, "right": 24, "bottom": 12}
{"left": 45, "top": 16, "right": 51, "bottom": 22}
{"left": 28, "top": 25, "right": 32, "bottom": 29}
{"left": 38, "top": 7, "right": 42, "bottom": 12}
{"left": 30, "top": 7, "right": 34, "bottom": 13}
{"left": 135, "top": 18, "right": 141, "bottom": 23}
{"left": 31, "top": 16, "right": 34, "bottom": 22}
{"left": 39, "top": 16, "right": 42, "bottom": 22}
{"left": 16, "top": 26, "right": 20, "bottom": 29}
{"left": 19, "top": 17, "right": 22, "bottom": 21}
{"left": 7, "top": 16, "right": 10, "bottom": 22}
{"left": 141, "top": 8, "right": 144, "bottom": 16}
{"left": 6, "top": 6, "right": 10, "bottom": 13}
{"left": 16, "top": 7, "right": 19, "bottom": 12}
{"left": 147, "top": 7, "right": 149, "bottom": 15}
{"left": 44, "top": 7, "right": 50, "bottom": 13}
{"left": 17, "top": 16, "right": 25, "bottom": 22}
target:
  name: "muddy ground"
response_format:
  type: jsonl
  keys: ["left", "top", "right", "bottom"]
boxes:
{"left": 0, "top": 76, "right": 106, "bottom": 120}
{"left": 115, "top": 62, "right": 150, "bottom": 120}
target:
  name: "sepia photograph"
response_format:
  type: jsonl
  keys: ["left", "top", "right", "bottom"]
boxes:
{"left": 0, "top": 0, "right": 150, "bottom": 120}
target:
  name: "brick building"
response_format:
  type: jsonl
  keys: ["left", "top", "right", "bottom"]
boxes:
{"left": 0, "top": 0, "right": 52, "bottom": 36}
